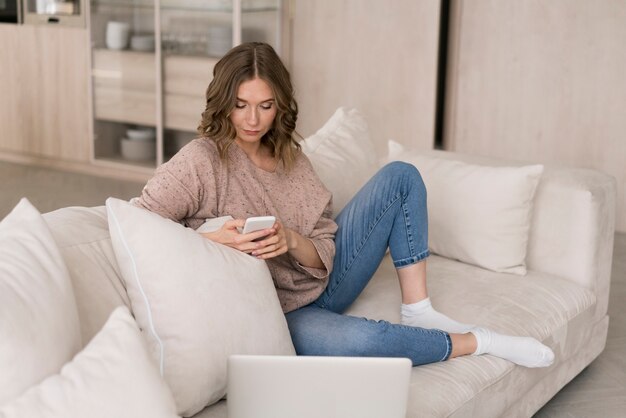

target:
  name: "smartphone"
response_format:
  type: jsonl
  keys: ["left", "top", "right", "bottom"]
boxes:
{"left": 239, "top": 216, "right": 276, "bottom": 235}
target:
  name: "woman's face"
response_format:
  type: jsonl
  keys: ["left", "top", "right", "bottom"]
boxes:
{"left": 229, "top": 77, "right": 277, "bottom": 147}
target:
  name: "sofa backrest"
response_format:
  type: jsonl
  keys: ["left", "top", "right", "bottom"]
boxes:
{"left": 420, "top": 150, "right": 616, "bottom": 321}
{"left": 526, "top": 166, "right": 616, "bottom": 321}
{"left": 43, "top": 206, "right": 129, "bottom": 346}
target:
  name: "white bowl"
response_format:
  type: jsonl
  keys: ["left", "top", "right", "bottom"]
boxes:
{"left": 130, "top": 35, "right": 155, "bottom": 52}
{"left": 120, "top": 137, "right": 156, "bottom": 161}
{"left": 126, "top": 127, "right": 156, "bottom": 141}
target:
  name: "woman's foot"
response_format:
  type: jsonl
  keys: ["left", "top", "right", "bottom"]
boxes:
{"left": 470, "top": 327, "right": 555, "bottom": 368}
{"left": 401, "top": 297, "right": 475, "bottom": 334}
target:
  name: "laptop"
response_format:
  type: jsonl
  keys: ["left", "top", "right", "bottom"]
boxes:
{"left": 227, "top": 355, "right": 412, "bottom": 418}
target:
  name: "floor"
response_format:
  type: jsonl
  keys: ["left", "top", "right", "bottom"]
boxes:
{"left": 1, "top": 160, "right": 625, "bottom": 417}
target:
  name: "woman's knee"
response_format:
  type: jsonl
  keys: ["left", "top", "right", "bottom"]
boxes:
{"left": 378, "top": 161, "right": 426, "bottom": 194}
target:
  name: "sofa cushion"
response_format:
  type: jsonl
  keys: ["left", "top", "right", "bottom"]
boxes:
{"left": 43, "top": 206, "right": 130, "bottom": 345}
{"left": 348, "top": 254, "right": 595, "bottom": 339}
{"left": 300, "top": 107, "right": 378, "bottom": 217}
{"left": 345, "top": 254, "right": 597, "bottom": 417}
{"left": 0, "top": 307, "right": 179, "bottom": 418}
{"left": 0, "top": 198, "right": 81, "bottom": 405}
{"left": 105, "top": 198, "right": 295, "bottom": 417}
{"left": 390, "top": 153, "right": 543, "bottom": 275}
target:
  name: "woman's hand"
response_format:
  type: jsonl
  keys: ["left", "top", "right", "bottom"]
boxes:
{"left": 250, "top": 221, "right": 290, "bottom": 260}
{"left": 202, "top": 219, "right": 324, "bottom": 269}
{"left": 254, "top": 221, "right": 325, "bottom": 269}
{"left": 200, "top": 219, "right": 276, "bottom": 254}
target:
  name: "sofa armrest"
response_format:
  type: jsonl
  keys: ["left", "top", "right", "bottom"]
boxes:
{"left": 526, "top": 167, "right": 616, "bottom": 320}
{"left": 417, "top": 149, "right": 616, "bottom": 321}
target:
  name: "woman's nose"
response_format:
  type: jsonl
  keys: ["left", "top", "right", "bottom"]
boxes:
{"left": 246, "top": 108, "right": 259, "bottom": 125}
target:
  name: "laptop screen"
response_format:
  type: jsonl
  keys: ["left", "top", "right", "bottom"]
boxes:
{"left": 227, "top": 355, "right": 412, "bottom": 418}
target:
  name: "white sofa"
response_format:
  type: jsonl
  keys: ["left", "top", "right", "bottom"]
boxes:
{"left": 32, "top": 147, "right": 615, "bottom": 418}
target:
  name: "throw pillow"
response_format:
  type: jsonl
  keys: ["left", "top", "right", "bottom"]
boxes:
{"left": 393, "top": 153, "right": 543, "bottom": 275}
{"left": 0, "top": 307, "right": 179, "bottom": 418}
{"left": 105, "top": 198, "right": 295, "bottom": 417}
{"left": 0, "top": 198, "right": 81, "bottom": 405}
{"left": 301, "top": 107, "right": 378, "bottom": 217}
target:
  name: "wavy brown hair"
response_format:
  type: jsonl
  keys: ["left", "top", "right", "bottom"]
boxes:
{"left": 197, "top": 42, "right": 300, "bottom": 170}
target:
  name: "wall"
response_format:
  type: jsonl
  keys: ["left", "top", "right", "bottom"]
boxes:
{"left": 0, "top": 25, "right": 90, "bottom": 163}
{"left": 290, "top": 0, "right": 441, "bottom": 154}
{"left": 444, "top": 0, "right": 626, "bottom": 232}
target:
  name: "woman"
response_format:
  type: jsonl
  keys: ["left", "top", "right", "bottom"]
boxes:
{"left": 135, "top": 42, "right": 554, "bottom": 368}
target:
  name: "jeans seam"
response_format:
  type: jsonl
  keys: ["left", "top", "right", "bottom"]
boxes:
{"left": 319, "top": 192, "right": 404, "bottom": 309}
{"left": 393, "top": 249, "right": 430, "bottom": 268}
{"left": 396, "top": 324, "right": 452, "bottom": 363}
{"left": 401, "top": 199, "right": 415, "bottom": 259}
{"left": 441, "top": 332, "right": 452, "bottom": 362}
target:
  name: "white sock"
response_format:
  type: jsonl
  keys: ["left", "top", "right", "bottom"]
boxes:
{"left": 470, "top": 327, "right": 555, "bottom": 368}
{"left": 401, "top": 297, "right": 475, "bottom": 334}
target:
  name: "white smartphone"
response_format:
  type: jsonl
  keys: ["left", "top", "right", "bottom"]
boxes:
{"left": 239, "top": 216, "right": 276, "bottom": 235}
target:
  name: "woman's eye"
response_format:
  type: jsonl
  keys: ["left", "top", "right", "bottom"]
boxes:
{"left": 260, "top": 103, "right": 274, "bottom": 110}
{"left": 235, "top": 103, "right": 246, "bottom": 109}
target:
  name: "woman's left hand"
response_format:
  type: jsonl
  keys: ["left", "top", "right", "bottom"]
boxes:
{"left": 251, "top": 221, "right": 291, "bottom": 260}
{"left": 251, "top": 221, "right": 325, "bottom": 269}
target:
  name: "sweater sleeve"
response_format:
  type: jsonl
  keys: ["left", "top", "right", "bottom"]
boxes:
{"left": 133, "top": 140, "right": 216, "bottom": 224}
{"left": 292, "top": 201, "right": 338, "bottom": 279}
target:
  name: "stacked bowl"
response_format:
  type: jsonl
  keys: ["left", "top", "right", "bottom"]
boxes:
{"left": 120, "top": 127, "right": 156, "bottom": 161}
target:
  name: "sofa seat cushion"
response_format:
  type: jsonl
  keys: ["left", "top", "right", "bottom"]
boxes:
{"left": 347, "top": 254, "right": 595, "bottom": 340}
{"left": 345, "top": 254, "right": 597, "bottom": 417}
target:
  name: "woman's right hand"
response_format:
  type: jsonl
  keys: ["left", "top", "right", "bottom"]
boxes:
{"left": 199, "top": 219, "right": 276, "bottom": 254}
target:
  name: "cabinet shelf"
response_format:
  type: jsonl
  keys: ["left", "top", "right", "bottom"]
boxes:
{"left": 91, "top": 0, "right": 279, "bottom": 13}
{"left": 91, "top": 48, "right": 213, "bottom": 130}
{"left": 88, "top": 0, "right": 285, "bottom": 170}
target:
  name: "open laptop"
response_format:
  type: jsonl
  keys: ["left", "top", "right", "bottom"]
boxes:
{"left": 227, "top": 355, "right": 412, "bottom": 418}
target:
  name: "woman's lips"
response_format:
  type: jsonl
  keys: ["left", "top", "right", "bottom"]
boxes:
{"left": 243, "top": 129, "right": 260, "bottom": 136}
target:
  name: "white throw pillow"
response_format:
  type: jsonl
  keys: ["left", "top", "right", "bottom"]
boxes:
{"left": 301, "top": 107, "right": 378, "bottom": 217}
{"left": 105, "top": 198, "right": 295, "bottom": 417}
{"left": 0, "top": 198, "right": 81, "bottom": 405}
{"left": 0, "top": 307, "right": 179, "bottom": 418}
{"left": 394, "top": 154, "right": 543, "bottom": 275}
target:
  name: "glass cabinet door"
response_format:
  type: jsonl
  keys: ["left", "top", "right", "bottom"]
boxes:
{"left": 24, "top": 0, "right": 86, "bottom": 26}
{"left": 90, "top": 0, "right": 158, "bottom": 169}
{"left": 89, "top": 0, "right": 285, "bottom": 169}
{"left": 159, "top": 0, "right": 283, "bottom": 163}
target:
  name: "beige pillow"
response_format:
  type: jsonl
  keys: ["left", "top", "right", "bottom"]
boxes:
{"left": 0, "top": 198, "right": 81, "bottom": 404}
{"left": 301, "top": 107, "right": 378, "bottom": 217}
{"left": 105, "top": 198, "right": 295, "bottom": 417}
{"left": 0, "top": 307, "right": 179, "bottom": 418}
{"left": 43, "top": 205, "right": 130, "bottom": 345}
{"left": 395, "top": 154, "right": 543, "bottom": 275}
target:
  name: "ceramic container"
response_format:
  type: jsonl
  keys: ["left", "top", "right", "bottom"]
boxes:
{"left": 106, "top": 21, "right": 131, "bottom": 50}
{"left": 120, "top": 137, "right": 155, "bottom": 161}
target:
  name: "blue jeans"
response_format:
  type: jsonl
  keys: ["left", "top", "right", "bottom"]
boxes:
{"left": 286, "top": 162, "right": 452, "bottom": 366}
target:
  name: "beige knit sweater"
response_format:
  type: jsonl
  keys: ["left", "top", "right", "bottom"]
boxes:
{"left": 134, "top": 138, "right": 338, "bottom": 313}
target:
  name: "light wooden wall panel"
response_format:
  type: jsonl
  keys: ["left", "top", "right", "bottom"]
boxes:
{"left": 0, "top": 25, "right": 90, "bottom": 163}
{"left": 20, "top": 26, "right": 91, "bottom": 162}
{"left": 0, "top": 26, "right": 21, "bottom": 154}
{"left": 290, "top": 0, "right": 441, "bottom": 154}
{"left": 445, "top": 0, "right": 626, "bottom": 232}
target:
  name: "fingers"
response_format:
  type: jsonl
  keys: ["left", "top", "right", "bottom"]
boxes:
{"left": 213, "top": 219, "right": 288, "bottom": 259}
{"left": 251, "top": 233, "right": 288, "bottom": 259}
{"left": 224, "top": 219, "right": 246, "bottom": 230}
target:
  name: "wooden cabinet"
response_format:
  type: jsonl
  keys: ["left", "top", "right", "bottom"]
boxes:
{"left": 92, "top": 49, "right": 157, "bottom": 126}
{"left": 88, "top": 0, "right": 286, "bottom": 171}
{"left": 0, "top": 25, "right": 21, "bottom": 155}
{"left": 0, "top": 24, "right": 90, "bottom": 163}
